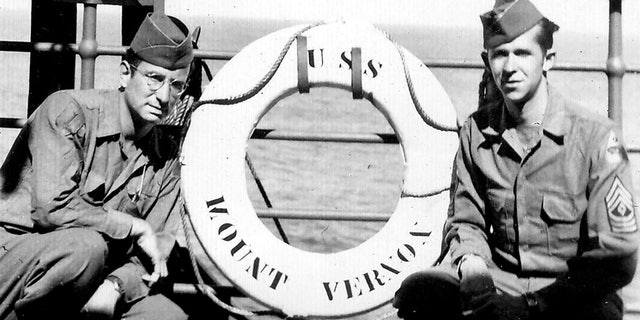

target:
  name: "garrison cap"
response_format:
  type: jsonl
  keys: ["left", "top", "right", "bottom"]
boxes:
{"left": 480, "top": 0, "right": 559, "bottom": 49}
{"left": 130, "top": 12, "right": 194, "bottom": 69}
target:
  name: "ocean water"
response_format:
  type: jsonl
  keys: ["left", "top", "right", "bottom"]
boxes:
{"left": 1, "top": 6, "right": 640, "bottom": 318}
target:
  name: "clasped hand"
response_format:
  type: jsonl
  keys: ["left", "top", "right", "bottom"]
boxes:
{"left": 131, "top": 218, "right": 169, "bottom": 281}
{"left": 81, "top": 218, "right": 168, "bottom": 319}
{"left": 458, "top": 255, "right": 531, "bottom": 320}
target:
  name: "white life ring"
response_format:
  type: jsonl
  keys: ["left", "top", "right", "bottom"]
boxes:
{"left": 181, "top": 21, "right": 459, "bottom": 317}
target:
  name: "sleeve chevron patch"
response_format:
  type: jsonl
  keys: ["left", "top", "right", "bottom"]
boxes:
{"left": 605, "top": 176, "right": 637, "bottom": 233}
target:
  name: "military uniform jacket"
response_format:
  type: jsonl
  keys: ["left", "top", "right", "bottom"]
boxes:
{"left": 445, "top": 85, "right": 639, "bottom": 277}
{"left": 0, "top": 89, "right": 183, "bottom": 303}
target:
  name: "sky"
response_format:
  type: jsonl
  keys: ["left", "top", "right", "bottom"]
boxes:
{"left": 2, "top": 0, "right": 638, "bottom": 34}
{"left": 163, "top": 0, "right": 637, "bottom": 35}
{"left": 162, "top": 0, "right": 640, "bottom": 66}
{"left": 0, "top": 0, "right": 637, "bottom": 64}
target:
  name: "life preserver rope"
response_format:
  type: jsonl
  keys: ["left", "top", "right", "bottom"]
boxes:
{"left": 181, "top": 21, "right": 459, "bottom": 317}
{"left": 191, "top": 22, "right": 325, "bottom": 106}
{"left": 377, "top": 28, "right": 458, "bottom": 132}
{"left": 190, "top": 22, "right": 458, "bottom": 133}
{"left": 179, "top": 203, "right": 288, "bottom": 318}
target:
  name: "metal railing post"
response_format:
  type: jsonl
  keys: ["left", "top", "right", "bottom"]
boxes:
{"left": 27, "top": 0, "right": 76, "bottom": 115}
{"left": 607, "top": 0, "right": 625, "bottom": 127}
{"left": 78, "top": 3, "right": 98, "bottom": 89}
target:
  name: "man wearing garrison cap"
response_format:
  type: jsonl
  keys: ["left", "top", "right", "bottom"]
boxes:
{"left": 394, "top": 1, "right": 639, "bottom": 319}
{"left": 0, "top": 12, "right": 195, "bottom": 320}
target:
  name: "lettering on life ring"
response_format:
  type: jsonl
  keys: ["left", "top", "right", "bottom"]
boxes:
{"left": 181, "top": 21, "right": 459, "bottom": 317}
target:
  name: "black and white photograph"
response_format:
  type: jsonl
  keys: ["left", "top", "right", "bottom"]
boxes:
{"left": 0, "top": 0, "right": 639, "bottom": 319}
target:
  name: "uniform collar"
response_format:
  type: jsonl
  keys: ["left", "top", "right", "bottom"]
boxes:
{"left": 93, "top": 90, "right": 180, "bottom": 165}
{"left": 93, "top": 90, "right": 148, "bottom": 164}
{"left": 95, "top": 90, "right": 129, "bottom": 138}
{"left": 540, "top": 85, "right": 571, "bottom": 138}
{"left": 478, "top": 84, "right": 570, "bottom": 141}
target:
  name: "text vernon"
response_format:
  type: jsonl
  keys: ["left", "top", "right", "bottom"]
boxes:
{"left": 322, "top": 227, "right": 432, "bottom": 301}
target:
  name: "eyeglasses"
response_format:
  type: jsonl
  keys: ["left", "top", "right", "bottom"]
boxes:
{"left": 129, "top": 64, "right": 188, "bottom": 97}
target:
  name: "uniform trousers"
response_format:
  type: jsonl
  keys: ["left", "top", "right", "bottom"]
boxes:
{"left": 0, "top": 227, "right": 187, "bottom": 320}
{"left": 396, "top": 261, "right": 623, "bottom": 320}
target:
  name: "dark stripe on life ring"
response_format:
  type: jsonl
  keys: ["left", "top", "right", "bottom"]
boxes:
{"left": 296, "top": 35, "right": 310, "bottom": 94}
{"left": 351, "top": 47, "right": 363, "bottom": 99}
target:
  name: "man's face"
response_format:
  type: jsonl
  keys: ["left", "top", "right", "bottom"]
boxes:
{"left": 487, "top": 25, "right": 554, "bottom": 106}
{"left": 121, "top": 61, "right": 190, "bottom": 126}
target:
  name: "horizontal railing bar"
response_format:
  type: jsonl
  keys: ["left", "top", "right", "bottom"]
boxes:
{"left": 0, "top": 41, "right": 234, "bottom": 59}
{"left": 3, "top": 41, "right": 640, "bottom": 74}
{"left": 0, "top": 118, "right": 637, "bottom": 153}
{"left": 0, "top": 118, "right": 26, "bottom": 128}
{"left": 172, "top": 283, "right": 244, "bottom": 297}
{"left": 193, "top": 49, "right": 236, "bottom": 60}
{"left": 0, "top": 41, "right": 119, "bottom": 55}
{"left": 50, "top": 0, "right": 155, "bottom": 5}
{"left": 425, "top": 59, "right": 640, "bottom": 73}
{"left": 0, "top": 41, "right": 229, "bottom": 58}
{"left": 256, "top": 207, "right": 391, "bottom": 221}
{"left": 251, "top": 129, "right": 398, "bottom": 144}
{"left": 3, "top": 41, "right": 77, "bottom": 53}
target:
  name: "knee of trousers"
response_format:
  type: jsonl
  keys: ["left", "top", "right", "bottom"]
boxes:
{"left": 14, "top": 229, "right": 109, "bottom": 314}
{"left": 51, "top": 229, "right": 109, "bottom": 284}
{"left": 393, "top": 270, "right": 461, "bottom": 318}
{"left": 123, "top": 294, "right": 189, "bottom": 320}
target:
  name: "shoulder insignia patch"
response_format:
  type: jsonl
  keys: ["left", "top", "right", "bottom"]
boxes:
{"left": 605, "top": 131, "right": 628, "bottom": 165}
{"left": 605, "top": 176, "right": 637, "bottom": 233}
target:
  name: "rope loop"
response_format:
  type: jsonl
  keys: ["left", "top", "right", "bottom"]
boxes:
{"left": 191, "top": 21, "right": 325, "bottom": 112}
{"left": 374, "top": 28, "right": 458, "bottom": 132}
{"left": 179, "top": 201, "right": 288, "bottom": 318}
{"left": 191, "top": 21, "right": 459, "bottom": 134}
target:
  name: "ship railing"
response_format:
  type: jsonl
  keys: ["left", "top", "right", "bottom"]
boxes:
{"left": 1, "top": 41, "right": 640, "bottom": 220}
{"left": 0, "top": 0, "right": 637, "bottom": 153}
{"left": 1, "top": 42, "right": 639, "bottom": 156}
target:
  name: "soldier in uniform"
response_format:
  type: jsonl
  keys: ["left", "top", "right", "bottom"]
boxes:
{"left": 0, "top": 12, "right": 194, "bottom": 320}
{"left": 393, "top": 0, "right": 640, "bottom": 319}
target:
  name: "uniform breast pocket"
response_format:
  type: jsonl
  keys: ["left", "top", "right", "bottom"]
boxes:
{"left": 486, "top": 188, "right": 516, "bottom": 252}
{"left": 541, "top": 194, "right": 585, "bottom": 258}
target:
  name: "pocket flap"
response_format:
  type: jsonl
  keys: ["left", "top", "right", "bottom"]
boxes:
{"left": 542, "top": 194, "right": 581, "bottom": 223}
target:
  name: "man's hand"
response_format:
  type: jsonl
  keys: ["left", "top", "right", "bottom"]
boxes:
{"left": 458, "top": 255, "right": 495, "bottom": 316}
{"left": 458, "top": 254, "right": 488, "bottom": 279}
{"left": 81, "top": 280, "right": 121, "bottom": 319}
{"left": 130, "top": 218, "right": 168, "bottom": 279}
{"left": 457, "top": 255, "right": 532, "bottom": 320}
